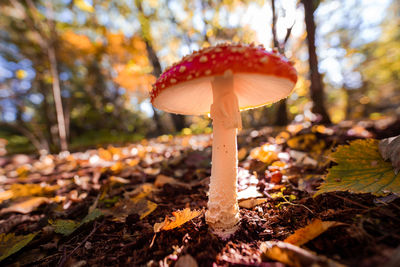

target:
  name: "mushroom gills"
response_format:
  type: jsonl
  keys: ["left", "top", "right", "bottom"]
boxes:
{"left": 152, "top": 74, "right": 295, "bottom": 115}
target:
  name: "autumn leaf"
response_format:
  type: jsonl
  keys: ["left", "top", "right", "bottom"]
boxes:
{"left": 154, "top": 174, "right": 191, "bottom": 189}
{"left": 108, "top": 196, "right": 157, "bottom": 222}
{"left": 0, "top": 232, "right": 38, "bottom": 262}
{"left": 260, "top": 241, "right": 345, "bottom": 267}
{"left": 0, "top": 197, "right": 50, "bottom": 214}
{"left": 287, "top": 134, "right": 325, "bottom": 153}
{"left": 284, "top": 219, "right": 344, "bottom": 246}
{"left": 50, "top": 209, "right": 103, "bottom": 236}
{"left": 250, "top": 144, "right": 278, "bottom": 164}
{"left": 239, "top": 198, "right": 269, "bottom": 209}
{"left": 154, "top": 208, "right": 202, "bottom": 232}
{"left": 0, "top": 184, "right": 59, "bottom": 203}
{"left": 315, "top": 139, "right": 400, "bottom": 196}
{"left": 379, "top": 135, "right": 400, "bottom": 174}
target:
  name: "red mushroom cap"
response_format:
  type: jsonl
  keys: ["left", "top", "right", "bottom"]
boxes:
{"left": 151, "top": 43, "right": 297, "bottom": 115}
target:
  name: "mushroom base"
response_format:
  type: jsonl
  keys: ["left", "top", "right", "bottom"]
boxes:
{"left": 206, "top": 75, "right": 241, "bottom": 238}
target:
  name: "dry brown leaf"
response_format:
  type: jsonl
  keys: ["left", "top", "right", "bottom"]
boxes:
{"left": 260, "top": 241, "right": 345, "bottom": 267}
{"left": 175, "top": 254, "right": 198, "bottom": 267}
{"left": 107, "top": 192, "right": 157, "bottom": 222}
{"left": 284, "top": 219, "right": 344, "bottom": 246}
{"left": 0, "top": 197, "right": 50, "bottom": 214}
{"left": 239, "top": 198, "right": 269, "bottom": 209}
{"left": 154, "top": 174, "right": 191, "bottom": 189}
{"left": 154, "top": 208, "right": 202, "bottom": 232}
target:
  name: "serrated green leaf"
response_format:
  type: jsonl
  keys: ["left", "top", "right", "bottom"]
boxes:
{"left": 315, "top": 139, "right": 400, "bottom": 196}
{"left": 0, "top": 232, "right": 38, "bottom": 262}
{"left": 50, "top": 209, "right": 103, "bottom": 236}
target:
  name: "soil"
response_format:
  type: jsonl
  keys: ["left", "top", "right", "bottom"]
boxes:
{"left": 1, "top": 118, "right": 400, "bottom": 267}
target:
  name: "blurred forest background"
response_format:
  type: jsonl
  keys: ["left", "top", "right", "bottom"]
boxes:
{"left": 0, "top": 0, "right": 399, "bottom": 155}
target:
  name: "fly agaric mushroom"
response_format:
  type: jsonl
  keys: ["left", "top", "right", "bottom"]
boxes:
{"left": 150, "top": 43, "right": 297, "bottom": 238}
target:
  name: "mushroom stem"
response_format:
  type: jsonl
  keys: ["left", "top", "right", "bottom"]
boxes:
{"left": 206, "top": 75, "right": 242, "bottom": 238}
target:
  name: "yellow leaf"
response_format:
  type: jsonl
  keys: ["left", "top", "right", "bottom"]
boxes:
{"left": 250, "top": 144, "right": 278, "bottom": 164}
{"left": 260, "top": 241, "right": 345, "bottom": 267}
{"left": 316, "top": 139, "right": 400, "bottom": 196}
{"left": 275, "top": 131, "right": 291, "bottom": 145}
{"left": 110, "top": 161, "right": 123, "bottom": 173}
{"left": 98, "top": 148, "right": 113, "bottom": 161}
{"left": 16, "top": 165, "right": 30, "bottom": 178}
{"left": 158, "top": 208, "right": 202, "bottom": 231}
{"left": 287, "top": 134, "right": 316, "bottom": 151}
{"left": 238, "top": 147, "right": 248, "bottom": 161}
{"left": 74, "top": 0, "right": 94, "bottom": 12}
{"left": 0, "top": 197, "right": 50, "bottom": 214}
{"left": 239, "top": 198, "right": 268, "bottom": 209}
{"left": 109, "top": 196, "right": 157, "bottom": 221}
{"left": 0, "top": 184, "right": 59, "bottom": 203}
{"left": 284, "top": 219, "right": 344, "bottom": 246}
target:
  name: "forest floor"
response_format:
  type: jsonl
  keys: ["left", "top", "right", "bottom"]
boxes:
{"left": 1, "top": 117, "right": 400, "bottom": 267}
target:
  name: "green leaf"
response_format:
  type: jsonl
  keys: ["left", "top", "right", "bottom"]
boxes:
{"left": 50, "top": 219, "right": 79, "bottom": 236}
{"left": 50, "top": 209, "right": 103, "bottom": 236}
{"left": 0, "top": 232, "right": 38, "bottom": 262}
{"left": 315, "top": 139, "right": 400, "bottom": 196}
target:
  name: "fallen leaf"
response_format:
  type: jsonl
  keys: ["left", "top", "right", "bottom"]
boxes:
{"left": 284, "top": 219, "right": 344, "bottom": 246}
{"left": 175, "top": 254, "right": 198, "bottom": 267}
{"left": 287, "top": 134, "right": 325, "bottom": 153}
{"left": 0, "top": 184, "right": 59, "bottom": 203}
{"left": 379, "top": 135, "right": 400, "bottom": 174}
{"left": 0, "top": 232, "right": 38, "bottom": 262}
{"left": 50, "top": 220, "right": 79, "bottom": 236}
{"left": 239, "top": 198, "right": 268, "bottom": 209}
{"left": 109, "top": 176, "right": 130, "bottom": 184}
{"left": 237, "top": 185, "right": 263, "bottom": 200}
{"left": 50, "top": 209, "right": 103, "bottom": 236}
{"left": 154, "top": 174, "right": 191, "bottom": 189}
{"left": 110, "top": 162, "right": 124, "bottom": 173}
{"left": 250, "top": 144, "right": 278, "bottom": 164}
{"left": 238, "top": 147, "right": 248, "bottom": 161}
{"left": 107, "top": 193, "right": 157, "bottom": 222}
{"left": 0, "top": 197, "right": 50, "bottom": 214}
{"left": 315, "top": 139, "right": 400, "bottom": 196}
{"left": 154, "top": 208, "right": 202, "bottom": 232}
{"left": 260, "top": 241, "right": 345, "bottom": 267}
{"left": 143, "top": 167, "right": 161, "bottom": 176}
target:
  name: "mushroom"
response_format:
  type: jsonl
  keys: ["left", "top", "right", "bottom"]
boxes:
{"left": 150, "top": 43, "right": 297, "bottom": 238}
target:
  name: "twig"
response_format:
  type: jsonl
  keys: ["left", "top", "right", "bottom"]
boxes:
{"left": 57, "top": 221, "right": 103, "bottom": 267}
{"left": 331, "top": 193, "right": 370, "bottom": 209}
{"left": 280, "top": 195, "right": 314, "bottom": 214}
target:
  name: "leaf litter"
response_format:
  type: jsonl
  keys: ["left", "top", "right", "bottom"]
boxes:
{"left": 0, "top": 118, "right": 400, "bottom": 266}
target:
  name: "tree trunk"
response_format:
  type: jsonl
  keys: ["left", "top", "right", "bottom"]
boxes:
{"left": 145, "top": 40, "right": 186, "bottom": 132}
{"left": 48, "top": 45, "right": 68, "bottom": 151}
{"left": 302, "top": 0, "right": 331, "bottom": 124}
{"left": 271, "top": 0, "right": 288, "bottom": 126}
{"left": 274, "top": 99, "right": 288, "bottom": 126}
{"left": 136, "top": 0, "right": 185, "bottom": 133}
